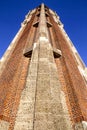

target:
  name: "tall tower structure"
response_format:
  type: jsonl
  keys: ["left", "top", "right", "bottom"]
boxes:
{"left": 0, "top": 3, "right": 87, "bottom": 130}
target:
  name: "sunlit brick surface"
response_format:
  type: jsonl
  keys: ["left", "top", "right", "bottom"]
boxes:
{"left": 0, "top": 3, "right": 86, "bottom": 130}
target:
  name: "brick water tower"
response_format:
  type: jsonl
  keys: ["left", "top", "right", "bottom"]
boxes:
{"left": 0, "top": 3, "right": 87, "bottom": 130}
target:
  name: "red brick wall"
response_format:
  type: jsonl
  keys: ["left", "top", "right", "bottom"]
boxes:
{"left": 48, "top": 11, "right": 87, "bottom": 125}
{"left": 0, "top": 11, "right": 37, "bottom": 130}
{"left": 0, "top": 6, "right": 86, "bottom": 129}
{"left": 0, "top": 26, "right": 29, "bottom": 120}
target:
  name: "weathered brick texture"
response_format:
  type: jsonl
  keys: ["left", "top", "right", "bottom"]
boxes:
{"left": 0, "top": 4, "right": 86, "bottom": 130}
{"left": 48, "top": 10, "right": 87, "bottom": 125}
{"left": 0, "top": 10, "right": 37, "bottom": 130}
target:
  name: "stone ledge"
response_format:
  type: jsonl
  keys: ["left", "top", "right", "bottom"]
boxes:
{"left": 23, "top": 47, "right": 33, "bottom": 58}
{"left": 53, "top": 48, "right": 62, "bottom": 58}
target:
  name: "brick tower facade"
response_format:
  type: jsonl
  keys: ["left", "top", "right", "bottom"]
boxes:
{"left": 0, "top": 3, "right": 87, "bottom": 130}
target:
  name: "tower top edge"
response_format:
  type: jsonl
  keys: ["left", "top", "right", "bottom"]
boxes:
{"left": 41, "top": 3, "right": 44, "bottom": 5}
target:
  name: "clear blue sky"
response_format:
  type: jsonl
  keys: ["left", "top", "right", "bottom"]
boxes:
{"left": 0, "top": 0, "right": 87, "bottom": 66}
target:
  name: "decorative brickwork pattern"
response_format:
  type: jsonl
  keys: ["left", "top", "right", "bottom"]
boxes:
{"left": 48, "top": 9, "right": 87, "bottom": 127}
{"left": 0, "top": 9, "right": 37, "bottom": 130}
{"left": 0, "top": 3, "right": 86, "bottom": 130}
